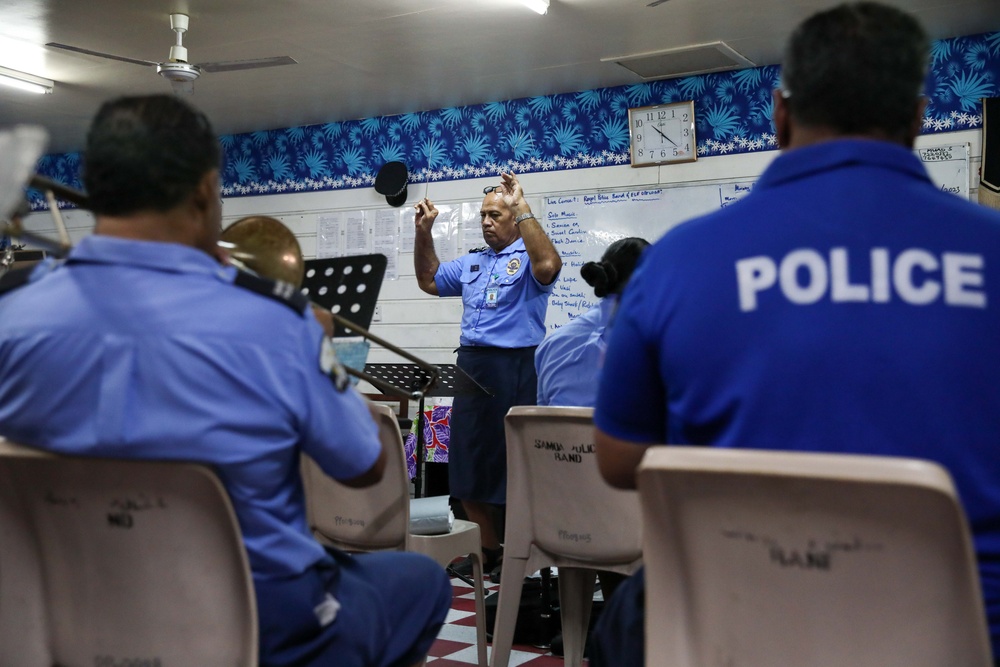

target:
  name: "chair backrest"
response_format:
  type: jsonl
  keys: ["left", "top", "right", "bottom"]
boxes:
{"left": 504, "top": 406, "right": 642, "bottom": 568}
{"left": 637, "top": 446, "right": 993, "bottom": 667}
{"left": 0, "top": 439, "right": 258, "bottom": 666}
{"left": 302, "top": 402, "right": 410, "bottom": 552}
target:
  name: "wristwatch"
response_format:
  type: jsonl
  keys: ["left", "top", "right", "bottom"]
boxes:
{"left": 514, "top": 212, "right": 535, "bottom": 225}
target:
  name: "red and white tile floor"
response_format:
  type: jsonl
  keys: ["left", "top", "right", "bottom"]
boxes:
{"left": 427, "top": 576, "right": 570, "bottom": 666}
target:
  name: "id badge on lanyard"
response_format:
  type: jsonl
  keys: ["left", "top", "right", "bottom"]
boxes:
{"left": 485, "top": 286, "right": 499, "bottom": 308}
{"left": 485, "top": 270, "right": 501, "bottom": 308}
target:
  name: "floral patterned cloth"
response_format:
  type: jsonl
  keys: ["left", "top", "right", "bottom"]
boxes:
{"left": 403, "top": 405, "right": 451, "bottom": 480}
{"left": 27, "top": 32, "right": 1000, "bottom": 209}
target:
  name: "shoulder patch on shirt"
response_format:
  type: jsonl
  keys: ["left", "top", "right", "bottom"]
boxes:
{"left": 233, "top": 270, "right": 309, "bottom": 315}
{"left": 468, "top": 246, "right": 487, "bottom": 254}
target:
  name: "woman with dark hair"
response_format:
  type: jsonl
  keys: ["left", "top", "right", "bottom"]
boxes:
{"left": 535, "top": 236, "right": 649, "bottom": 407}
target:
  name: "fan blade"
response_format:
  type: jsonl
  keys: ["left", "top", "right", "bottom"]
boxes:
{"left": 199, "top": 56, "right": 297, "bottom": 73}
{"left": 46, "top": 42, "right": 159, "bottom": 68}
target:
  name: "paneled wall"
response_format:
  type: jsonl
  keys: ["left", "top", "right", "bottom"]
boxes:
{"left": 20, "top": 128, "right": 984, "bottom": 399}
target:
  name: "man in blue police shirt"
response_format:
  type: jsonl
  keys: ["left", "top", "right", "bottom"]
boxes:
{"left": 0, "top": 95, "right": 450, "bottom": 667}
{"left": 414, "top": 173, "right": 561, "bottom": 578}
{"left": 591, "top": 3, "right": 1000, "bottom": 665}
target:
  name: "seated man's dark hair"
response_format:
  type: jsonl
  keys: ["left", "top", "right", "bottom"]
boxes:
{"left": 781, "top": 2, "right": 929, "bottom": 143}
{"left": 83, "top": 94, "right": 221, "bottom": 216}
{"left": 580, "top": 236, "right": 650, "bottom": 298}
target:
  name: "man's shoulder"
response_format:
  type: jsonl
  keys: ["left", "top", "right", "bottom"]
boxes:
{"left": 538, "top": 309, "right": 598, "bottom": 355}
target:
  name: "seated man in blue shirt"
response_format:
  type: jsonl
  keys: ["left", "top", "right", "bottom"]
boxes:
{"left": 0, "top": 95, "right": 451, "bottom": 667}
{"left": 591, "top": 3, "right": 1000, "bottom": 665}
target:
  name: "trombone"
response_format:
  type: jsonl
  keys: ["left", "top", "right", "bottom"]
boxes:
{"left": 2, "top": 176, "right": 440, "bottom": 403}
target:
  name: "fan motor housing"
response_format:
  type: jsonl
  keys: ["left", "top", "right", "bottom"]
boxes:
{"left": 157, "top": 62, "right": 200, "bottom": 82}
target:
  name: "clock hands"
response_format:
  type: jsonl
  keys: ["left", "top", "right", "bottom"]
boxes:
{"left": 651, "top": 122, "right": 678, "bottom": 147}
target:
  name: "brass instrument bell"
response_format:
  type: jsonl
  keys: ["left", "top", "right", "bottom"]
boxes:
{"left": 220, "top": 215, "right": 305, "bottom": 288}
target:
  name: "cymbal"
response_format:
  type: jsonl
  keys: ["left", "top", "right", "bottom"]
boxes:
{"left": 220, "top": 215, "right": 305, "bottom": 288}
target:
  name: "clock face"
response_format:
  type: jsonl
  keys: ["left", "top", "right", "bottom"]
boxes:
{"left": 628, "top": 101, "right": 697, "bottom": 167}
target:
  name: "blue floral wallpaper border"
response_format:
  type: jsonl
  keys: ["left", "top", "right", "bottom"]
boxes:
{"left": 28, "top": 30, "right": 1000, "bottom": 210}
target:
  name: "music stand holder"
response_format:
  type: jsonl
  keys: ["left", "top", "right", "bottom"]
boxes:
{"left": 303, "top": 254, "right": 387, "bottom": 337}
{"left": 363, "top": 363, "right": 491, "bottom": 498}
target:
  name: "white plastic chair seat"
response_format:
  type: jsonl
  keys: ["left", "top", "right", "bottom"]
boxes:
{"left": 0, "top": 439, "right": 258, "bottom": 666}
{"left": 490, "top": 406, "right": 643, "bottom": 667}
{"left": 302, "top": 402, "right": 487, "bottom": 667}
{"left": 637, "top": 446, "right": 993, "bottom": 667}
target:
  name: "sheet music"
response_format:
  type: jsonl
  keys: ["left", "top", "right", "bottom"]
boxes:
{"left": 345, "top": 210, "right": 368, "bottom": 255}
{"left": 316, "top": 212, "right": 345, "bottom": 258}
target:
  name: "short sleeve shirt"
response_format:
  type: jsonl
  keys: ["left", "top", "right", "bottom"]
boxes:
{"left": 435, "top": 238, "right": 555, "bottom": 347}
{"left": 535, "top": 297, "right": 616, "bottom": 407}
{"left": 0, "top": 235, "right": 381, "bottom": 581}
{"left": 594, "top": 139, "right": 1000, "bottom": 652}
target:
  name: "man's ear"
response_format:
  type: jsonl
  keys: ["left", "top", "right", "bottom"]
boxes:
{"left": 773, "top": 89, "right": 791, "bottom": 149}
{"left": 191, "top": 169, "right": 220, "bottom": 217}
{"left": 905, "top": 96, "right": 929, "bottom": 148}
{"left": 189, "top": 169, "right": 222, "bottom": 255}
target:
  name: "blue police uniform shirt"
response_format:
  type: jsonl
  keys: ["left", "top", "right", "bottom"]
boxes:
{"left": 595, "top": 139, "right": 1000, "bottom": 653}
{"left": 0, "top": 235, "right": 381, "bottom": 582}
{"left": 435, "top": 238, "right": 554, "bottom": 347}
{"left": 535, "top": 296, "right": 617, "bottom": 407}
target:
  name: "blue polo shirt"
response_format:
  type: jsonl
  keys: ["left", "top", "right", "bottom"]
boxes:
{"left": 596, "top": 138, "right": 1000, "bottom": 653}
{"left": 0, "top": 235, "right": 381, "bottom": 582}
{"left": 535, "top": 296, "right": 616, "bottom": 407}
{"left": 435, "top": 238, "right": 554, "bottom": 347}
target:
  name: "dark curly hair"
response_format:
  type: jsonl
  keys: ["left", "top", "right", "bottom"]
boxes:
{"left": 83, "top": 95, "right": 221, "bottom": 216}
{"left": 580, "top": 237, "right": 649, "bottom": 298}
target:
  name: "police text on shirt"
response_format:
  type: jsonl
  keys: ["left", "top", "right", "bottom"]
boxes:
{"left": 735, "top": 247, "right": 985, "bottom": 312}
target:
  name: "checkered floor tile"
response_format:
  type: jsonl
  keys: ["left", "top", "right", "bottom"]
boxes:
{"left": 427, "top": 575, "right": 573, "bottom": 666}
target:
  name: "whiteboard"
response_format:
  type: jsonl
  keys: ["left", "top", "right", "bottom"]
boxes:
{"left": 543, "top": 143, "right": 970, "bottom": 331}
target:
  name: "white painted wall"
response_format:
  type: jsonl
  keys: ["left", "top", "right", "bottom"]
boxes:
{"left": 17, "top": 129, "right": 984, "bottom": 398}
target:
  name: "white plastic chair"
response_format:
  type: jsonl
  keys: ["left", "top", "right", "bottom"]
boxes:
{"left": 491, "top": 406, "right": 643, "bottom": 667}
{"left": 637, "top": 446, "right": 994, "bottom": 667}
{"left": 302, "top": 402, "right": 488, "bottom": 667}
{"left": 0, "top": 439, "right": 258, "bottom": 666}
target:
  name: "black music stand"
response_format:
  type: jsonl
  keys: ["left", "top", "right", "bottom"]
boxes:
{"left": 363, "top": 363, "right": 491, "bottom": 498}
{"left": 303, "top": 253, "right": 387, "bottom": 337}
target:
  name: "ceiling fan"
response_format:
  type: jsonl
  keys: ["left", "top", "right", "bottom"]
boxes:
{"left": 46, "top": 13, "right": 297, "bottom": 94}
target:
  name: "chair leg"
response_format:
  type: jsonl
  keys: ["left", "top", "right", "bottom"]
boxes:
{"left": 558, "top": 567, "right": 597, "bottom": 667}
{"left": 488, "top": 556, "right": 529, "bottom": 667}
{"left": 471, "top": 548, "right": 488, "bottom": 667}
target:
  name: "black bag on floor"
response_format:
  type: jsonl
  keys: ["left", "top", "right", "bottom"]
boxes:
{"left": 484, "top": 572, "right": 608, "bottom": 655}
{"left": 484, "top": 577, "right": 561, "bottom": 647}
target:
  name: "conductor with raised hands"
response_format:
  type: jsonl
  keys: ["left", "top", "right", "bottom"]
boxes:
{"left": 413, "top": 172, "right": 561, "bottom": 581}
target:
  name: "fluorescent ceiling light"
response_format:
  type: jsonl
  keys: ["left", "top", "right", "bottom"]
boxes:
{"left": 519, "top": 0, "right": 549, "bottom": 15}
{"left": 0, "top": 66, "right": 54, "bottom": 94}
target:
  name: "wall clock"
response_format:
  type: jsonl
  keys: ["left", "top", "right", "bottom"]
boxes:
{"left": 628, "top": 101, "right": 697, "bottom": 167}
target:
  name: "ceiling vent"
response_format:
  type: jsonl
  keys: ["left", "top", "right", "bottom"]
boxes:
{"left": 604, "top": 41, "right": 754, "bottom": 80}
